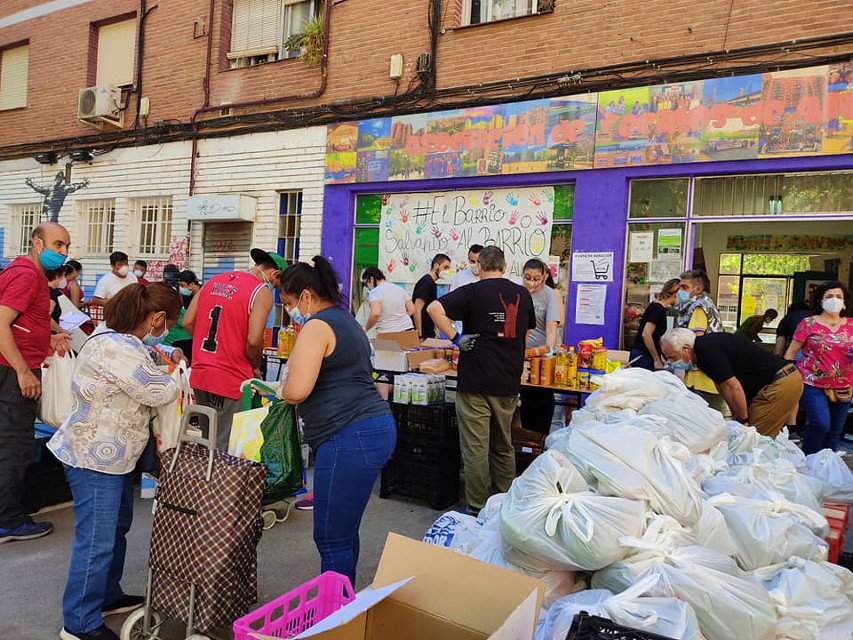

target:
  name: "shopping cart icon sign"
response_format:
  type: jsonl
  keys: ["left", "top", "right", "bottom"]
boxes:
{"left": 590, "top": 258, "right": 611, "bottom": 280}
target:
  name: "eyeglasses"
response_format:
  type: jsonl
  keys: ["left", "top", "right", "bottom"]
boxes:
{"left": 523, "top": 276, "right": 544, "bottom": 283}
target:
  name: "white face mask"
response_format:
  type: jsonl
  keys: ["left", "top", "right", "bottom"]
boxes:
{"left": 438, "top": 269, "right": 452, "bottom": 280}
{"left": 57, "top": 278, "right": 68, "bottom": 289}
{"left": 822, "top": 297, "right": 844, "bottom": 314}
{"left": 117, "top": 265, "right": 130, "bottom": 277}
{"left": 133, "top": 268, "right": 144, "bottom": 278}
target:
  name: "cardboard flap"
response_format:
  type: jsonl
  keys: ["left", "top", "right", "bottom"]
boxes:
{"left": 489, "top": 588, "right": 540, "bottom": 640}
{"left": 421, "top": 338, "right": 454, "bottom": 348}
{"left": 293, "top": 577, "right": 414, "bottom": 639}
{"left": 373, "top": 534, "right": 543, "bottom": 636}
{"left": 372, "top": 338, "right": 405, "bottom": 353}
{"left": 376, "top": 331, "right": 421, "bottom": 349}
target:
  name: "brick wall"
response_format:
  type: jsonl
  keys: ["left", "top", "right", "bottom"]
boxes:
{"left": 1, "top": 0, "right": 851, "bottom": 151}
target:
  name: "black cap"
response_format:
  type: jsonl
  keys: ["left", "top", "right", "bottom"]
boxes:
{"left": 251, "top": 248, "right": 288, "bottom": 272}
{"left": 178, "top": 269, "right": 199, "bottom": 285}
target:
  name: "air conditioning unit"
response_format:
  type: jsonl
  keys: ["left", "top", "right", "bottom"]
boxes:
{"left": 77, "top": 85, "right": 123, "bottom": 128}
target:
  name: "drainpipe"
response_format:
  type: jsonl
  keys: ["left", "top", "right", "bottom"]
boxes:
{"left": 188, "top": 0, "right": 332, "bottom": 195}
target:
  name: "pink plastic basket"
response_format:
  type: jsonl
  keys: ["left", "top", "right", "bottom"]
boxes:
{"left": 233, "top": 571, "right": 355, "bottom": 639}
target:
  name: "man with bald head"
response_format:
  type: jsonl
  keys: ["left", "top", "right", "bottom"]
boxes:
{"left": 0, "top": 222, "right": 71, "bottom": 543}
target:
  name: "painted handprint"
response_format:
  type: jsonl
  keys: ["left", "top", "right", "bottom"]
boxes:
{"left": 508, "top": 210, "right": 519, "bottom": 225}
{"left": 537, "top": 213, "right": 549, "bottom": 225}
{"left": 384, "top": 218, "right": 393, "bottom": 229}
{"left": 483, "top": 190, "right": 494, "bottom": 205}
{"left": 449, "top": 228, "right": 459, "bottom": 242}
{"left": 408, "top": 260, "right": 419, "bottom": 273}
{"left": 529, "top": 192, "right": 542, "bottom": 207}
{"left": 431, "top": 226, "right": 443, "bottom": 239}
{"left": 387, "top": 259, "right": 397, "bottom": 273}
{"left": 506, "top": 192, "right": 519, "bottom": 206}
{"left": 401, "top": 253, "right": 410, "bottom": 267}
{"left": 415, "top": 218, "right": 428, "bottom": 234}
{"left": 544, "top": 190, "right": 554, "bottom": 203}
{"left": 381, "top": 194, "right": 391, "bottom": 205}
{"left": 399, "top": 209, "right": 409, "bottom": 223}
{"left": 469, "top": 195, "right": 479, "bottom": 206}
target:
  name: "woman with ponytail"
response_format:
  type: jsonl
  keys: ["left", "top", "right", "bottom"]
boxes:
{"left": 278, "top": 256, "right": 395, "bottom": 586}
{"left": 48, "top": 283, "right": 184, "bottom": 640}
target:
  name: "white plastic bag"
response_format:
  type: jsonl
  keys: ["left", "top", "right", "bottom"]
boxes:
{"left": 684, "top": 441, "right": 729, "bottom": 483}
{"left": 584, "top": 368, "right": 686, "bottom": 412}
{"left": 805, "top": 449, "right": 853, "bottom": 503}
{"left": 638, "top": 395, "right": 727, "bottom": 454}
{"left": 689, "top": 500, "right": 740, "bottom": 557}
{"left": 152, "top": 361, "right": 192, "bottom": 452}
{"left": 561, "top": 420, "right": 704, "bottom": 525}
{"left": 727, "top": 426, "right": 786, "bottom": 466}
{"left": 592, "top": 541, "right": 778, "bottom": 640}
{"left": 422, "top": 511, "right": 482, "bottom": 554}
{"left": 751, "top": 557, "right": 853, "bottom": 639}
{"left": 706, "top": 493, "right": 828, "bottom": 570}
{"left": 537, "top": 575, "right": 704, "bottom": 640}
{"left": 776, "top": 427, "right": 808, "bottom": 470}
{"left": 499, "top": 449, "right": 646, "bottom": 571}
{"left": 39, "top": 350, "right": 77, "bottom": 428}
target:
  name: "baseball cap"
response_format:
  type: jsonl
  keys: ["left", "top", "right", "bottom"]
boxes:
{"left": 250, "top": 248, "right": 288, "bottom": 272}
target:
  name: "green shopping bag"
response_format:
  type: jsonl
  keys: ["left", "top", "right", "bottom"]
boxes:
{"left": 258, "top": 401, "right": 304, "bottom": 501}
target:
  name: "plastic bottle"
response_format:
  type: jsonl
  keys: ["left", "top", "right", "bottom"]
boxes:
{"left": 566, "top": 346, "right": 578, "bottom": 389}
{"left": 554, "top": 347, "right": 568, "bottom": 387}
{"left": 277, "top": 326, "right": 288, "bottom": 358}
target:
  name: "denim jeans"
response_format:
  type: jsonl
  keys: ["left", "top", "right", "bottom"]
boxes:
{"left": 62, "top": 466, "right": 134, "bottom": 633}
{"left": 800, "top": 383, "right": 851, "bottom": 455}
{"left": 313, "top": 413, "right": 396, "bottom": 586}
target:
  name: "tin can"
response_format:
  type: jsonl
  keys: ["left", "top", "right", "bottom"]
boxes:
{"left": 530, "top": 357, "right": 541, "bottom": 385}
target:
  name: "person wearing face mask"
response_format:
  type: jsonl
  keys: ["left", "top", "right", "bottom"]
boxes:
{"left": 630, "top": 278, "right": 681, "bottom": 371}
{"left": 46, "top": 266, "right": 72, "bottom": 335}
{"left": 0, "top": 223, "right": 71, "bottom": 545}
{"left": 132, "top": 260, "right": 149, "bottom": 285}
{"left": 361, "top": 266, "right": 415, "bottom": 334}
{"left": 785, "top": 281, "right": 853, "bottom": 454}
{"left": 661, "top": 327, "right": 801, "bottom": 438}
{"left": 412, "top": 253, "right": 452, "bottom": 339}
{"left": 48, "top": 283, "right": 183, "bottom": 640}
{"left": 90, "top": 252, "right": 138, "bottom": 307}
{"left": 675, "top": 269, "right": 726, "bottom": 414}
{"left": 161, "top": 270, "right": 201, "bottom": 364}
{"left": 278, "top": 256, "right": 395, "bottom": 586}
{"left": 183, "top": 248, "right": 287, "bottom": 449}
{"left": 62, "top": 260, "right": 85, "bottom": 308}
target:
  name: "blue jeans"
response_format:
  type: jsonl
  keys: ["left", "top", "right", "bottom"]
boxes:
{"left": 313, "top": 413, "right": 396, "bottom": 586}
{"left": 800, "top": 383, "right": 851, "bottom": 455}
{"left": 629, "top": 349, "right": 655, "bottom": 372}
{"left": 62, "top": 466, "right": 134, "bottom": 633}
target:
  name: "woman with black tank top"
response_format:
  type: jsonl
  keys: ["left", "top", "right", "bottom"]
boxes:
{"left": 278, "top": 256, "right": 395, "bottom": 586}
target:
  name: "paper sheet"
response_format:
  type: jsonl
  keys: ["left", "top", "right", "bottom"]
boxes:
{"left": 575, "top": 284, "right": 607, "bottom": 325}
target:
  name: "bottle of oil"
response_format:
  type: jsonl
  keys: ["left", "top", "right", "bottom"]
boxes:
{"left": 554, "top": 346, "right": 568, "bottom": 387}
{"left": 566, "top": 346, "right": 578, "bottom": 390}
{"left": 278, "top": 324, "right": 296, "bottom": 358}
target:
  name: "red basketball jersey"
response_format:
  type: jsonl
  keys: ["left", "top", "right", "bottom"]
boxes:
{"left": 191, "top": 271, "right": 266, "bottom": 399}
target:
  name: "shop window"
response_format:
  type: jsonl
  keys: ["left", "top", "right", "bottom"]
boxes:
{"left": 228, "top": 0, "right": 321, "bottom": 68}
{"left": 94, "top": 18, "right": 136, "bottom": 87}
{"left": 461, "top": 0, "right": 553, "bottom": 25}
{"left": 0, "top": 44, "right": 29, "bottom": 110}
{"left": 132, "top": 197, "right": 173, "bottom": 257}
{"left": 79, "top": 199, "right": 116, "bottom": 256}
{"left": 693, "top": 171, "right": 853, "bottom": 217}
{"left": 5, "top": 203, "right": 38, "bottom": 257}
{"left": 277, "top": 190, "right": 302, "bottom": 262}
{"left": 628, "top": 178, "right": 688, "bottom": 219}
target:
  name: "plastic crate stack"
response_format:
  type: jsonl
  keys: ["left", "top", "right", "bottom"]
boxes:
{"left": 566, "top": 611, "right": 678, "bottom": 640}
{"left": 380, "top": 403, "right": 461, "bottom": 510}
{"left": 24, "top": 423, "right": 72, "bottom": 512}
{"left": 512, "top": 430, "right": 545, "bottom": 474}
{"left": 824, "top": 502, "right": 849, "bottom": 564}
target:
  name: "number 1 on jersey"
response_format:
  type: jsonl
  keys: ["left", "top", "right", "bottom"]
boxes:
{"left": 202, "top": 305, "right": 222, "bottom": 353}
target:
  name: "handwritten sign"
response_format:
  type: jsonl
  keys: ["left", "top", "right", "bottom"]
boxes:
{"left": 186, "top": 195, "right": 256, "bottom": 222}
{"left": 571, "top": 252, "right": 614, "bottom": 282}
{"left": 378, "top": 187, "right": 554, "bottom": 284}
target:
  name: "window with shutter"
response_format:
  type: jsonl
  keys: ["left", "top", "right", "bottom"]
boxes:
{"left": 96, "top": 18, "right": 136, "bottom": 87}
{"left": 0, "top": 44, "right": 29, "bottom": 111}
{"left": 229, "top": 0, "right": 282, "bottom": 60}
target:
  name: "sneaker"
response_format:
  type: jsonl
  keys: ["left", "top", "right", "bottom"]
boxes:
{"left": 102, "top": 594, "right": 145, "bottom": 617}
{"left": 0, "top": 520, "right": 53, "bottom": 543}
{"left": 295, "top": 493, "right": 314, "bottom": 510}
{"left": 60, "top": 625, "right": 120, "bottom": 640}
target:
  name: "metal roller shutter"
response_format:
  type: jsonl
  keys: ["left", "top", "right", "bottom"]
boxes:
{"left": 201, "top": 222, "right": 253, "bottom": 283}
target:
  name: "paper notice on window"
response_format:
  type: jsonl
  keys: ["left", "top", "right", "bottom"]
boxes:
{"left": 572, "top": 252, "right": 613, "bottom": 282}
{"left": 657, "top": 228, "right": 682, "bottom": 256}
{"left": 629, "top": 231, "right": 654, "bottom": 263}
{"left": 575, "top": 283, "right": 607, "bottom": 325}
{"left": 649, "top": 258, "right": 682, "bottom": 283}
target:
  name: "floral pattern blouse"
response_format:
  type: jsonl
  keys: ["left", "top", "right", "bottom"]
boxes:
{"left": 48, "top": 326, "right": 179, "bottom": 474}
{"left": 793, "top": 317, "right": 853, "bottom": 389}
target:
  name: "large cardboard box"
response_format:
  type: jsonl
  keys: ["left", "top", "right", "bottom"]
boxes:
{"left": 372, "top": 332, "right": 454, "bottom": 372}
{"left": 253, "top": 533, "right": 543, "bottom": 640}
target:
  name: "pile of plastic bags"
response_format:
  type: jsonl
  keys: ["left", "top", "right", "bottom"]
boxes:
{"left": 422, "top": 368, "right": 853, "bottom": 640}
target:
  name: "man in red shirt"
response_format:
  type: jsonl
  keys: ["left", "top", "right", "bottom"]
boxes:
{"left": 183, "top": 248, "right": 287, "bottom": 449}
{"left": 0, "top": 222, "right": 71, "bottom": 543}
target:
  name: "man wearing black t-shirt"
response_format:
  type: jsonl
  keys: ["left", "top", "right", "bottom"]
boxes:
{"left": 428, "top": 246, "right": 535, "bottom": 514}
{"left": 661, "top": 328, "right": 802, "bottom": 438}
{"left": 412, "top": 253, "right": 451, "bottom": 339}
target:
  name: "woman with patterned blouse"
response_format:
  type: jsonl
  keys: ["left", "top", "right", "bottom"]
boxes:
{"left": 49, "top": 283, "right": 185, "bottom": 640}
{"left": 785, "top": 281, "right": 853, "bottom": 455}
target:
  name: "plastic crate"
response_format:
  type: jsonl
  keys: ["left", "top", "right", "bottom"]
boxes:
{"left": 233, "top": 571, "right": 354, "bottom": 640}
{"left": 566, "top": 612, "right": 678, "bottom": 640}
{"left": 399, "top": 403, "right": 457, "bottom": 446}
{"left": 380, "top": 457, "right": 460, "bottom": 510}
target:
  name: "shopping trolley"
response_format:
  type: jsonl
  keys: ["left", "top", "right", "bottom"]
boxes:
{"left": 121, "top": 406, "right": 266, "bottom": 640}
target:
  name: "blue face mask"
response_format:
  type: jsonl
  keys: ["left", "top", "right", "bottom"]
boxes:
{"left": 179, "top": 287, "right": 192, "bottom": 297}
{"left": 286, "top": 294, "right": 311, "bottom": 326}
{"left": 669, "top": 359, "right": 692, "bottom": 371}
{"left": 677, "top": 290, "right": 691, "bottom": 305}
{"left": 38, "top": 246, "right": 67, "bottom": 271}
{"left": 142, "top": 317, "right": 169, "bottom": 345}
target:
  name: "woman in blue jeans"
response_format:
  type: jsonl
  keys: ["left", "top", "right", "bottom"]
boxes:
{"left": 279, "top": 256, "right": 395, "bottom": 586}
{"left": 48, "top": 284, "right": 185, "bottom": 640}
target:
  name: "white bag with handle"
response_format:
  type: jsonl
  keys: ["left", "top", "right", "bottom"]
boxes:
{"left": 805, "top": 449, "right": 853, "bottom": 503}
{"left": 152, "top": 361, "right": 193, "bottom": 452}
{"left": 39, "top": 350, "right": 77, "bottom": 428}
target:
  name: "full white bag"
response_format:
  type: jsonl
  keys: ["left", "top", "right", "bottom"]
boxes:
{"left": 689, "top": 500, "right": 740, "bottom": 557}
{"left": 584, "top": 368, "right": 687, "bottom": 412}
{"left": 776, "top": 427, "right": 808, "bottom": 470}
{"left": 537, "top": 575, "right": 704, "bottom": 640}
{"left": 751, "top": 557, "right": 853, "bottom": 639}
{"left": 684, "top": 441, "right": 729, "bottom": 483}
{"left": 499, "top": 449, "right": 647, "bottom": 571}
{"left": 638, "top": 395, "right": 727, "bottom": 454}
{"left": 805, "top": 449, "right": 853, "bottom": 503}
{"left": 560, "top": 421, "right": 704, "bottom": 525}
{"left": 727, "top": 426, "right": 786, "bottom": 466}
{"left": 422, "top": 511, "right": 482, "bottom": 554}
{"left": 592, "top": 541, "right": 778, "bottom": 640}
{"left": 39, "top": 350, "right": 77, "bottom": 428}
{"left": 152, "top": 361, "right": 192, "bottom": 452}
{"left": 706, "top": 493, "right": 828, "bottom": 570}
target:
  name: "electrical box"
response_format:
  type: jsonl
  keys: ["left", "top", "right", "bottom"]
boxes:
{"left": 416, "top": 52, "right": 431, "bottom": 75}
{"left": 389, "top": 53, "right": 403, "bottom": 79}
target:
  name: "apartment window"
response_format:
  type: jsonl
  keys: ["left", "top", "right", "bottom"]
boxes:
{"left": 0, "top": 44, "right": 29, "bottom": 110}
{"left": 277, "top": 191, "right": 302, "bottom": 262}
{"left": 462, "top": 0, "right": 552, "bottom": 25}
{"left": 94, "top": 18, "right": 136, "bottom": 87}
{"left": 79, "top": 199, "right": 116, "bottom": 256}
{"left": 133, "top": 197, "right": 173, "bottom": 257}
{"left": 6, "top": 204, "right": 39, "bottom": 257}
{"left": 228, "top": 0, "right": 321, "bottom": 68}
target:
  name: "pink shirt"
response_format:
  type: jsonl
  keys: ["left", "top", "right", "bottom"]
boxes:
{"left": 793, "top": 316, "right": 853, "bottom": 389}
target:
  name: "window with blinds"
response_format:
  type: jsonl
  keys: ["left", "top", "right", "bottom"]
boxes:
{"left": 79, "top": 199, "right": 116, "bottom": 256}
{"left": 228, "top": 0, "right": 319, "bottom": 67}
{"left": 6, "top": 204, "right": 38, "bottom": 257}
{"left": 96, "top": 19, "right": 136, "bottom": 87}
{"left": 0, "top": 44, "right": 29, "bottom": 111}
{"left": 132, "top": 197, "right": 173, "bottom": 257}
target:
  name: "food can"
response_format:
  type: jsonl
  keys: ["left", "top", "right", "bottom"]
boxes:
{"left": 592, "top": 347, "right": 607, "bottom": 372}
{"left": 540, "top": 357, "right": 556, "bottom": 387}
{"left": 579, "top": 370, "right": 591, "bottom": 391}
{"left": 530, "top": 357, "right": 541, "bottom": 385}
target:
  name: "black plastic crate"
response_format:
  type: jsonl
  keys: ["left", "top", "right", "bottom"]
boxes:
{"left": 399, "top": 403, "right": 457, "bottom": 444}
{"left": 24, "top": 439, "right": 72, "bottom": 512}
{"left": 566, "top": 612, "right": 677, "bottom": 640}
{"left": 380, "top": 457, "right": 460, "bottom": 510}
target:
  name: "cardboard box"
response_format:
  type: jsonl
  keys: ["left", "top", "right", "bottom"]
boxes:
{"left": 373, "top": 332, "right": 454, "bottom": 372}
{"left": 253, "top": 533, "right": 542, "bottom": 640}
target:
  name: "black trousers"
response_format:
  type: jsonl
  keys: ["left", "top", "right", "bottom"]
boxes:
{"left": 0, "top": 365, "right": 39, "bottom": 528}
{"left": 519, "top": 387, "right": 556, "bottom": 436}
